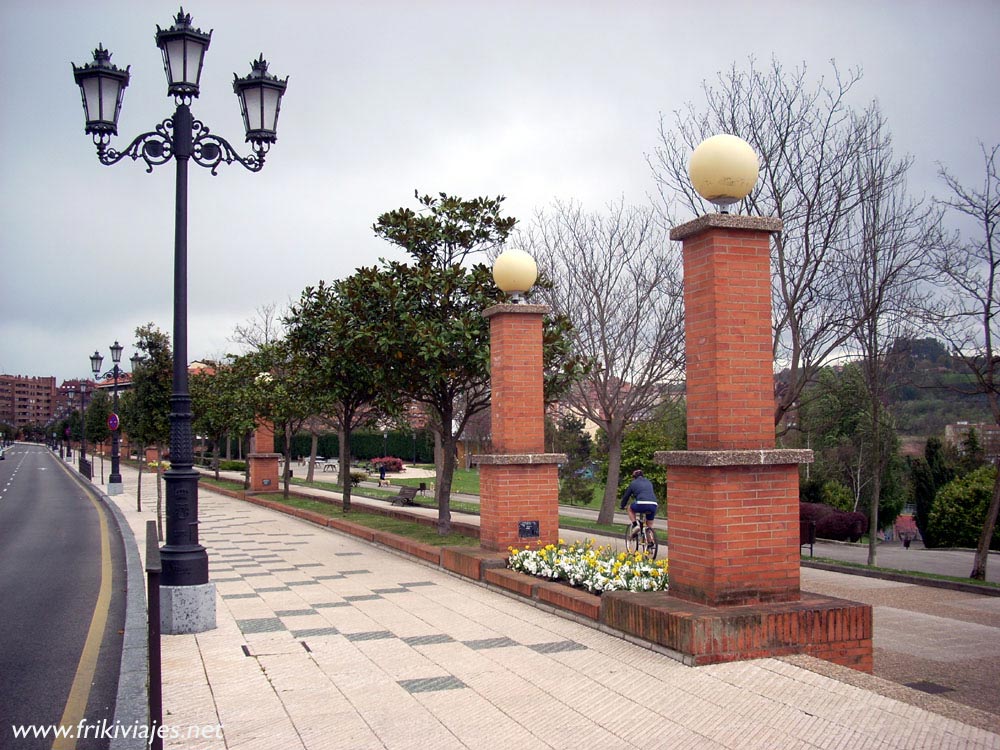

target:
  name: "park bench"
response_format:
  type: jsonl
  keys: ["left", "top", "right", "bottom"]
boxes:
{"left": 800, "top": 520, "right": 816, "bottom": 558}
{"left": 392, "top": 485, "right": 418, "bottom": 507}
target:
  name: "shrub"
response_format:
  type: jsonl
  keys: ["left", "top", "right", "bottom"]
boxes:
{"left": 370, "top": 456, "right": 404, "bottom": 472}
{"left": 800, "top": 501, "right": 834, "bottom": 524}
{"left": 349, "top": 470, "right": 367, "bottom": 486}
{"left": 219, "top": 460, "right": 247, "bottom": 472}
{"left": 927, "top": 465, "right": 1000, "bottom": 550}
{"left": 800, "top": 502, "right": 868, "bottom": 542}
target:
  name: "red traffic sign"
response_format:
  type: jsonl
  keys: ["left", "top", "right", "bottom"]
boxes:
{"left": 108, "top": 413, "right": 120, "bottom": 431}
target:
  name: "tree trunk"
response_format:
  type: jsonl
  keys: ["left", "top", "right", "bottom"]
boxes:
{"left": 307, "top": 430, "right": 318, "bottom": 482}
{"left": 436, "top": 427, "right": 457, "bottom": 534}
{"left": 597, "top": 423, "right": 624, "bottom": 525}
{"left": 971, "top": 461, "right": 1000, "bottom": 580}
{"left": 282, "top": 422, "right": 292, "bottom": 499}
{"left": 339, "top": 427, "right": 352, "bottom": 512}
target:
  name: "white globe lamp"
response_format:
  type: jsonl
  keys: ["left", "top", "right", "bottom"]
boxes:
{"left": 689, "top": 134, "right": 759, "bottom": 213}
{"left": 493, "top": 248, "right": 538, "bottom": 303}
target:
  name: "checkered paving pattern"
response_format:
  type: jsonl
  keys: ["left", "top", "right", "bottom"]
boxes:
{"left": 108, "top": 469, "right": 1000, "bottom": 749}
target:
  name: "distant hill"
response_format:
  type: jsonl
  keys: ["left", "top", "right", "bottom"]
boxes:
{"left": 886, "top": 337, "right": 991, "bottom": 437}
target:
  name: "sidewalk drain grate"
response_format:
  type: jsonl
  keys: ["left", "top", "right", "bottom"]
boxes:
{"left": 398, "top": 676, "right": 467, "bottom": 694}
{"left": 906, "top": 681, "right": 954, "bottom": 694}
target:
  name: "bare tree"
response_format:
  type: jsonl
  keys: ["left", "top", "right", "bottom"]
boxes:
{"left": 930, "top": 144, "right": 1000, "bottom": 580}
{"left": 522, "top": 199, "right": 685, "bottom": 524}
{"left": 841, "top": 123, "right": 936, "bottom": 564}
{"left": 230, "top": 303, "right": 286, "bottom": 352}
{"left": 650, "top": 58, "right": 896, "bottom": 429}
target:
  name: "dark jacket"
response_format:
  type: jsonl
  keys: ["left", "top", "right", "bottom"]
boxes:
{"left": 620, "top": 476, "right": 656, "bottom": 508}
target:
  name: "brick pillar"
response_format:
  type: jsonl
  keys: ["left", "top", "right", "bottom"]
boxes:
{"left": 657, "top": 214, "right": 811, "bottom": 606}
{"left": 248, "top": 420, "right": 280, "bottom": 492}
{"left": 473, "top": 304, "right": 563, "bottom": 551}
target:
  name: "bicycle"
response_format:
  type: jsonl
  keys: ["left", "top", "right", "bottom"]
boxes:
{"left": 624, "top": 511, "right": 658, "bottom": 559}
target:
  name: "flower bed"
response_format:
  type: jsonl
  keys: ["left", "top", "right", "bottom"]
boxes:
{"left": 508, "top": 539, "right": 668, "bottom": 594}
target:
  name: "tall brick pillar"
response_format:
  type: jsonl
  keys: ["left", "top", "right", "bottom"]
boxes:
{"left": 601, "top": 213, "right": 872, "bottom": 672}
{"left": 472, "top": 304, "right": 563, "bottom": 551}
{"left": 248, "top": 420, "right": 280, "bottom": 492}
{"left": 657, "top": 214, "right": 809, "bottom": 606}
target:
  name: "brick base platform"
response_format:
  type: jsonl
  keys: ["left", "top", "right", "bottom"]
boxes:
{"left": 601, "top": 589, "right": 873, "bottom": 672}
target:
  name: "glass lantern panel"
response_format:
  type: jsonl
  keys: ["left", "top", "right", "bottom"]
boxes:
{"left": 100, "top": 76, "right": 122, "bottom": 121}
{"left": 165, "top": 38, "right": 188, "bottom": 85}
{"left": 261, "top": 87, "right": 281, "bottom": 131}
{"left": 242, "top": 87, "right": 263, "bottom": 130}
{"left": 183, "top": 41, "right": 205, "bottom": 87}
{"left": 82, "top": 77, "right": 101, "bottom": 121}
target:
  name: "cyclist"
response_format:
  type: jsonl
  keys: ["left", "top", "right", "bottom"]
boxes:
{"left": 620, "top": 469, "right": 658, "bottom": 538}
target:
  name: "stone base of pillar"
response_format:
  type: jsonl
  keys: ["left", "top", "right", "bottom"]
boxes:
{"left": 160, "top": 582, "right": 217, "bottom": 634}
{"left": 248, "top": 452, "right": 281, "bottom": 493}
{"left": 107, "top": 481, "right": 124, "bottom": 496}
{"left": 657, "top": 450, "right": 813, "bottom": 606}
{"left": 474, "top": 454, "right": 564, "bottom": 551}
{"left": 601, "top": 589, "right": 872, "bottom": 672}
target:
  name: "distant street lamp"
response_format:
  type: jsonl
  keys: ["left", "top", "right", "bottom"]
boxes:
{"left": 91, "top": 341, "right": 127, "bottom": 496}
{"left": 72, "top": 9, "right": 288, "bottom": 597}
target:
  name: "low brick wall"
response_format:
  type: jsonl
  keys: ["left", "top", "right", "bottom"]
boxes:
{"left": 209, "top": 480, "right": 872, "bottom": 673}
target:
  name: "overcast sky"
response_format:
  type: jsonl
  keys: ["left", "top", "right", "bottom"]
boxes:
{"left": 2, "top": 0, "right": 998, "bottom": 383}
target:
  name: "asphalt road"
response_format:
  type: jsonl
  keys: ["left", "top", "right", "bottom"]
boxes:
{"left": 0, "top": 444, "right": 126, "bottom": 750}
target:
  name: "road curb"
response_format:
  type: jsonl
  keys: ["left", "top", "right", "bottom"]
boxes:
{"left": 58, "top": 455, "right": 149, "bottom": 750}
{"left": 802, "top": 559, "right": 1000, "bottom": 597}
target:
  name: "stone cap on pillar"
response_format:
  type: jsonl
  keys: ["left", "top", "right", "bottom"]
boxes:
{"left": 655, "top": 449, "right": 813, "bottom": 467}
{"left": 471, "top": 453, "right": 566, "bottom": 465}
{"left": 670, "top": 213, "right": 783, "bottom": 242}
{"left": 483, "top": 303, "right": 550, "bottom": 319}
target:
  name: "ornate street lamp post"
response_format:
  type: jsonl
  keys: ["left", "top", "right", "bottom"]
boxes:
{"left": 91, "top": 341, "right": 127, "bottom": 496}
{"left": 72, "top": 9, "right": 288, "bottom": 629}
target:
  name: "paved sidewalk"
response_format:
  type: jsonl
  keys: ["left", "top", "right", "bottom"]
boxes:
{"left": 103, "top": 465, "right": 1000, "bottom": 749}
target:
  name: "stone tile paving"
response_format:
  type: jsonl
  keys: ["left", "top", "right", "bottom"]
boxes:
{"left": 800, "top": 567, "right": 1000, "bottom": 719}
{"left": 107, "top": 467, "right": 1000, "bottom": 749}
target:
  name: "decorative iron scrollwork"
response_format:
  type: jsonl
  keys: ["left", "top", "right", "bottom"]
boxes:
{"left": 94, "top": 113, "right": 267, "bottom": 174}
{"left": 191, "top": 118, "right": 265, "bottom": 174}
{"left": 95, "top": 117, "right": 174, "bottom": 172}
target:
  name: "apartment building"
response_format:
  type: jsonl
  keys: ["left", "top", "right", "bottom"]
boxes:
{"left": 0, "top": 375, "right": 58, "bottom": 427}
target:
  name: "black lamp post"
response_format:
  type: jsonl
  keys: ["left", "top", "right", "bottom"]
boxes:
{"left": 92, "top": 341, "right": 126, "bottom": 495}
{"left": 79, "top": 382, "right": 89, "bottom": 478}
{"left": 73, "top": 9, "right": 288, "bottom": 588}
